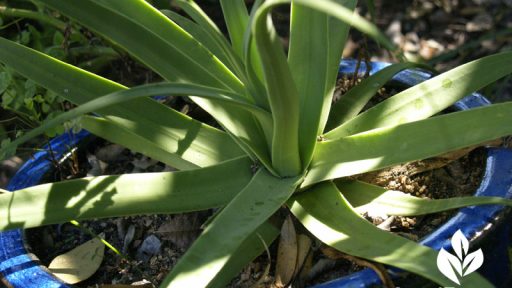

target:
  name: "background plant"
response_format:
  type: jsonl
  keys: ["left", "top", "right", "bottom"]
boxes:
{"left": 1, "top": 1, "right": 512, "bottom": 287}
{"left": 0, "top": 0, "right": 123, "bottom": 155}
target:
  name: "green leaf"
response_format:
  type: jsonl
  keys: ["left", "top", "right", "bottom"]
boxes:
{"left": 325, "top": 51, "right": 512, "bottom": 139}
{"left": 220, "top": 0, "right": 249, "bottom": 59}
{"left": 305, "top": 102, "right": 512, "bottom": 186}
{"left": 253, "top": 0, "right": 302, "bottom": 176}
{"left": 42, "top": 0, "right": 243, "bottom": 92}
{"left": 0, "top": 138, "right": 15, "bottom": 160}
{"left": 80, "top": 116, "right": 185, "bottom": 169}
{"left": 326, "top": 62, "right": 434, "bottom": 131}
{"left": 0, "top": 37, "right": 243, "bottom": 168}
{"left": 0, "top": 6, "right": 67, "bottom": 30}
{"left": 289, "top": 181, "right": 493, "bottom": 287}
{"left": 1, "top": 82, "right": 272, "bottom": 159}
{"left": 339, "top": 180, "right": 512, "bottom": 216}
{"left": 288, "top": 0, "right": 357, "bottom": 167}
{"left": 0, "top": 70, "right": 11, "bottom": 94}
{"left": 365, "top": 0, "right": 376, "bottom": 23}
{"left": 242, "top": 0, "right": 269, "bottom": 110}
{"left": 159, "top": 9, "right": 231, "bottom": 68}
{"left": 161, "top": 168, "right": 301, "bottom": 287}
{"left": 172, "top": 0, "right": 248, "bottom": 83}
{"left": 52, "top": 30, "right": 65, "bottom": 46}
{"left": 40, "top": 0, "right": 271, "bottom": 170}
{"left": 0, "top": 156, "right": 253, "bottom": 231}
{"left": 19, "top": 30, "right": 31, "bottom": 45}
{"left": 292, "top": 0, "right": 397, "bottom": 52}
{"left": 170, "top": 0, "right": 272, "bottom": 120}
{"left": 207, "top": 221, "right": 279, "bottom": 288}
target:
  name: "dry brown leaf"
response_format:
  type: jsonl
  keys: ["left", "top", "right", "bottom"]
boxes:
{"left": 156, "top": 213, "right": 204, "bottom": 249}
{"left": 274, "top": 215, "right": 298, "bottom": 287}
{"left": 48, "top": 236, "right": 105, "bottom": 284}
{"left": 298, "top": 250, "right": 314, "bottom": 282}
{"left": 293, "top": 234, "right": 312, "bottom": 279}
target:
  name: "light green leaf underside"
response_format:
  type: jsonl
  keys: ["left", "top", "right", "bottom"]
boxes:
{"left": 289, "top": 182, "right": 493, "bottom": 287}
{"left": 0, "top": 37, "right": 243, "bottom": 169}
{"left": 253, "top": 0, "right": 302, "bottom": 176}
{"left": 288, "top": 0, "right": 357, "bottom": 167}
{"left": 207, "top": 221, "right": 279, "bottom": 288}
{"left": 326, "top": 62, "right": 433, "bottom": 131}
{"left": 326, "top": 51, "right": 512, "bottom": 139}
{"left": 305, "top": 102, "right": 512, "bottom": 186}
{"left": 340, "top": 180, "right": 512, "bottom": 216}
{"left": 3, "top": 83, "right": 272, "bottom": 160}
{"left": 0, "top": 157, "right": 253, "bottom": 231}
{"left": 162, "top": 169, "right": 301, "bottom": 287}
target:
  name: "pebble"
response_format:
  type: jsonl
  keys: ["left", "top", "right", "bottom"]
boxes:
{"left": 136, "top": 235, "right": 162, "bottom": 262}
{"left": 466, "top": 13, "right": 493, "bottom": 32}
{"left": 95, "top": 144, "right": 126, "bottom": 162}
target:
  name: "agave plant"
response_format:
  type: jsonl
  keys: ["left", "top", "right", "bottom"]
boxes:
{"left": 2, "top": 0, "right": 512, "bottom": 287}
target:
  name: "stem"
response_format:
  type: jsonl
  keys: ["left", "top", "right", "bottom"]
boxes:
{"left": 0, "top": 6, "right": 67, "bottom": 30}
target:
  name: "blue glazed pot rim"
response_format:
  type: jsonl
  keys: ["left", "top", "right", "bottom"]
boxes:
{"left": 1, "top": 60, "right": 512, "bottom": 288}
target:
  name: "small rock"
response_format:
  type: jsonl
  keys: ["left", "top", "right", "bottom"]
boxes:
{"left": 131, "top": 279, "right": 155, "bottom": 287}
{"left": 0, "top": 156, "right": 23, "bottom": 188}
{"left": 419, "top": 39, "right": 444, "bottom": 60}
{"left": 132, "top": 156, "right": 158, "bottom": 170}
{"left": 95, "top": 144, "right": 125, "bottom": 162}
{"left": 136, "top": 235, "right": 161, "bottom": 262}
{"left": 403, "top": 32, "right": 420, "bottom": 53}
{"left": 86, "top": 154, "right": 107, "bottom": 177}
{"left": 466, "top": 13, "right": 493, "bottom": 32}
{"left": 386, "top": 19, "right": 403, "bottom": 47}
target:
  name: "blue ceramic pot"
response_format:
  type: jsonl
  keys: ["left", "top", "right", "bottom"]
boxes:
{"left": 1, "top": 61, "right": 511, "bottom": 288}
